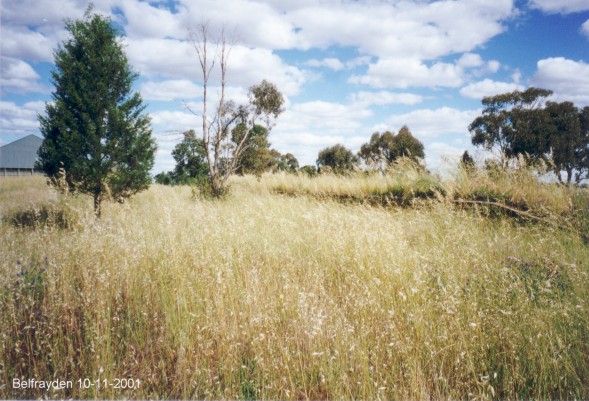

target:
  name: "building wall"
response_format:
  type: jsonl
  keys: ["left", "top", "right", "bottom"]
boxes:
{"left": 0, "top": 135, "right": 43, "bottom": 171}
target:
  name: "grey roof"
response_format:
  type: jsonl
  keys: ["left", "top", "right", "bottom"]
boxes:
{"left": 0, "top": 135, "right": 43, "bottom": 169}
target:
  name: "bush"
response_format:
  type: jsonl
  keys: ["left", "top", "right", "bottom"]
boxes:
{"left": 5, "top": 203, "right": 78, "bottom": 230}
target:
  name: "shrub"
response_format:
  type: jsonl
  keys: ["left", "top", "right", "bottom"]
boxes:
{"left": 5, "top": 203, "right": 78, "bottom": 230}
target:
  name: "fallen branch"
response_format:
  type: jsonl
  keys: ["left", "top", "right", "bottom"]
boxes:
{"left": 453, "top": 199, "right": 552, "bottom": 224}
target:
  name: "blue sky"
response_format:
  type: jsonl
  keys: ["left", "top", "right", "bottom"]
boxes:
{"left": 1, "top": 0, "right": 589, "bottom": 174}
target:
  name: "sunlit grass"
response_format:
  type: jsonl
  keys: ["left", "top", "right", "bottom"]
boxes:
{"left": 1, "top": 173, "right": 588, "bottom": 399}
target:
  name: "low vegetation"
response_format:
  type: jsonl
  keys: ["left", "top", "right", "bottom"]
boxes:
{"left": 1, "top": 170, "right": 588, "bottom": 400}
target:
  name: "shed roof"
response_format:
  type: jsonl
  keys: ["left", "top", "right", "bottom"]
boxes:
{"left": 0, "top": 135, "right": 43, "bottom": 169}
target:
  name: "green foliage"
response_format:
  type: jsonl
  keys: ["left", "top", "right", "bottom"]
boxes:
{"left": 460, "top": 150, "right": 476, "bottom": 172}
{"left": 317, "top": 144, "right": 358, "bottom": 174}
{"left": 194, "top": 175, "right": 231, "bottom": 199}
{"left": 247, "top": 80, "right": 285, "bottom": 128}
{"left": 168, "top": 130, "right": 209, "bottom": 185}
{"left": 233, "top": 124, "right": 274, "bottom": 175}
{"left": 358, "top": 131, "right": 396, "bottom": 169}
{"left": 470, "top": 88, "right": 589, "bottom": 184}
{"left": 391, "top": 125, "right": 425, "bottom": 161}
{"left": 154, "top": 171, "right": 176, "bottom": 186}
{"left": 468, "top": 87, "right": 552, "bottom": 161}
{"left": 544, "top": 102, "right": 586, "bottom": 184}
{"left": 299, "top": 165, "right": 317, "bottom": 177}
{"left": 275, "top": 152, "right": 299, "bottom": 173}
{"left": 36, "top": 9, "right": 156, "bottom": 217}
{"left": 358, "top": 126, "right": 425, "bottom": 169}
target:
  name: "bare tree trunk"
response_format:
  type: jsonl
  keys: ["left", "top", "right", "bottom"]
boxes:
{"left": 93, "top": 191, "right": 102, "bottom": 218}
{"left": 566, "top": 167, "right": 573, "bottom": 185}
{"left": 192, "top": 22, "right": 234, "bottom": 197}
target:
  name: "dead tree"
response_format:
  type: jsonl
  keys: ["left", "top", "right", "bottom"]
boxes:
{"left": 189, "top": 22, "right": 284, "bottom": 196}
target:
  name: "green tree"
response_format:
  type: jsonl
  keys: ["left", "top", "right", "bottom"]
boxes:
{"left": 37, "top": 9, "right": 156, "bottom": 217}
{"left": 358, "top": 126, "right": 424, "bottom": 169}
{"left": 172, "top": 130, "right": 208, "bottom": 184}
{"left": 460, "top": 150, "right": 476, "bottom": 172}
{"left": 544, "top": 102, "right": 586, "bottom": 184}
{"left": 232, "top": 124, "right": 275, "bottom": 175}
{"left": 358, "top": 131, "right": 396, "bottom": 169}
{"left": 299, "top": 165, "right": 317, "bottom": 176}
{"left": 391, "top": 125, "right": 425, "bottom": 161}
{"left": 275, "top": 152, "right": 299, "bottom": 172}
{"left": 468, "top": 87, "right": 552, "bottom": 164}
{"left": 317, "top": 144, "right": 358, "bottom": 174}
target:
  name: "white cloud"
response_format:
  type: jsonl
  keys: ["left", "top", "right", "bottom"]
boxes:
{"left": 460, "top": 79, "right": 525, "bottom": 99}
{"left": 350, "top": 58, "right": 464, "bottom": 89}
{"left": 286, "top": 0, "right": 514, "bottom": 60}
{"left": 0, "top": 101, "right": 45, "bottom": 137}
{"left": 0, "top": 26, "right": 56, "bottom": 61}
{"left": 345, "top": 56, "right": 372, "bottom": 69}
{"left": 0, "top": 0, "right": 112, "bottom": 27}
{"left": 457, "top": 53, "right": 485, "bottom": 68}
{"left": 125, "top": 37, "right": 195, "bottom": 79}
{"left": 278, "top": 100, "right": 372, "bottom": 135}
{"left": 271, "top": 132, "right": 367, "bottom": 166}
{"left": 225, "top": 46, "right": 306, "bottom": 96}
{"left": 530, "top": 0, "right": 589, "bottom": 14}
{"left": 0, "top": 0, "right": 115, "bottom": 61}
{"left": 118, "top": 0, "right": 186, "bottom": 39}
{"left": 486, "top": 60, "right": 501, "bottom": 73}
{"left": 425, "top": 141, "right": 467, "bottom": 175}
{"left": 269, "top": 99, "right": 375, "bottom": 165}
{"left": 149, "top": 110, "right": 200, "bottom": 132}
{"left": 582, "top": 19, "right": 589, "bottom": 39}
{"left": 126, "top": 40, "right": 306, "bottom": 96}
{"left": 384, "top": 107, "right": 480, "bottom": 138}
{"left": 306, "top": 58, "right": 345, "bottom": 71}
{"left": 179, "top": 0, "right": 300, "bottom": 50}
{"left": 0, "top": 57, "right": 47, "bottom": 94}
{"left": 350, "top": 91, "right": 423, "bottom": 106}
{"left": 532, "top": 57, "right": 589, "bottom": 106}
{"left": 140, "top": 80, "right": 200, "bottom": 101}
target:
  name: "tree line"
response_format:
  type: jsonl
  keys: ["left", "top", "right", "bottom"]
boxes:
{"left": 155, "top": 124, "right": 425, "bottom": 184}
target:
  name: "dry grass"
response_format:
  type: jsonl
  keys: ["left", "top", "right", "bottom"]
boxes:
{"left": 1, "top": 174, "right": 588, "bottom": 399}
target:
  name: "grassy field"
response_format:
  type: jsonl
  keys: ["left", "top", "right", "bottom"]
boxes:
{"left": 1, "top": 171, "right": 588, "bottom": 400}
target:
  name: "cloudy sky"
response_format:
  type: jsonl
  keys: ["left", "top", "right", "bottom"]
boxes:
{"left": 1, "top": 0, "right": 589, "bottom": 173}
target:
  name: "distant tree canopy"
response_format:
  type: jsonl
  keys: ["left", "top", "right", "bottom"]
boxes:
{"left": 275, "top": 152, "right": 299, "bottom": 172}
{"left": 299, "top": 165, "right": 317, "bottom": 176}
{"left": 154, "top": 130, "right": 208, "bottom": 186}
{"left": 469, "top": 87, "right": 589, "bottom": 184}
{"left": 232, "top": 124, "right": 299, "bottom": 176}
{"left": 460, "top": 150, "right": 476, "bottom": 172}
{"left": 37, "top": 9, "right": 156, "bottom": 217}
{"left": 544, "top": 101, "right": 588, "bottom": 184}
{"left": 232, "top": 124, "right": 274, "bottom": 176}
{"left": 392, "top": 125, "right": 425, "bottom": 161}
{"left": 172, "top": 130, "right": 208, "bottom": 183}
{"left": 358, "top": 125, "right": 424, "bottom": 169}
{"left": 317, "top": 144, "right": 358, "bottom": 174}
{"left": 469, "top": 88, "right": 553, "bottom": 163}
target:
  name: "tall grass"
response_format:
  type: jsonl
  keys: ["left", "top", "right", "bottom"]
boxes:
{"left": 1, "top": 174, "right": 588, "bottom": 399}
